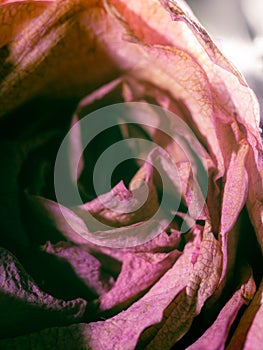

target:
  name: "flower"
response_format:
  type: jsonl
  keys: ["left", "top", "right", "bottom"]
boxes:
{"left": 0, "top": 0, "right": 263, "bottom": 349}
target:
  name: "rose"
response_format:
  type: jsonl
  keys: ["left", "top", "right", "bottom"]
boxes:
{"left": 0, "top": 0, "right": 263, "bottom": 349}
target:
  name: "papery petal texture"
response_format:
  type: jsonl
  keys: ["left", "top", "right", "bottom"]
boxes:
{"left": 0, "top": 0, "right": 262, "bottom": 349}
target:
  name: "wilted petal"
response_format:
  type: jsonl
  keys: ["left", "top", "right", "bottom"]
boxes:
{"left": 74, "top": 179, "right": 158, "bottom": 229}
{"left": 187, "top": 268, "right": 256, "bottom": 350}
{"left": 0, "top": 246, "right": 87, "bottom": 338}
{"left": 240, "top": 279, "right": 263, "bottom": 350}
{"left": 0, "top": 0, "right": 120, "bottom": 115}
{"left": 245, "top": 148, "right": 263, "bottom": 251}
{"left": 0, "top": 0, "right": 262, "bottom": 348}
{"left": 0, "top": 238, "right": 193, "bottom": 349}
{"left": 0, "top": 0, "right": 52, "bottom": 47}
{"left": 220, "top": 142, "right": 249, "bottom": 235}
{"left": 99, "top": 249, "right": 181, "bottom": 311}
{"left": 226, "top": 278, "right": 263, "bottom": 349}
{"left": 43, "top": 241, "right": 115, "bottom": 296}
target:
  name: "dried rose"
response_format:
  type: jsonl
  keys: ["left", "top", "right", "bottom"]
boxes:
{"left": 0, "top": 0, "right": 263, "bottom": 349}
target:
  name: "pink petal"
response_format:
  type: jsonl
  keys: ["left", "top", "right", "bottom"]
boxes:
{"left": 43, "top": 241, "right": 115, "bottom": 296}
{"left": 187, "top": 270, "right": 256, "bottom": 350}
{"left": 228, "top": 279, "right": 263, "bottom": 350}
{"left": 0, "top": 246, "right": 87, "bottom": 338}
{"left": 99, "top": 249, "right": 180, "bottom": 311}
